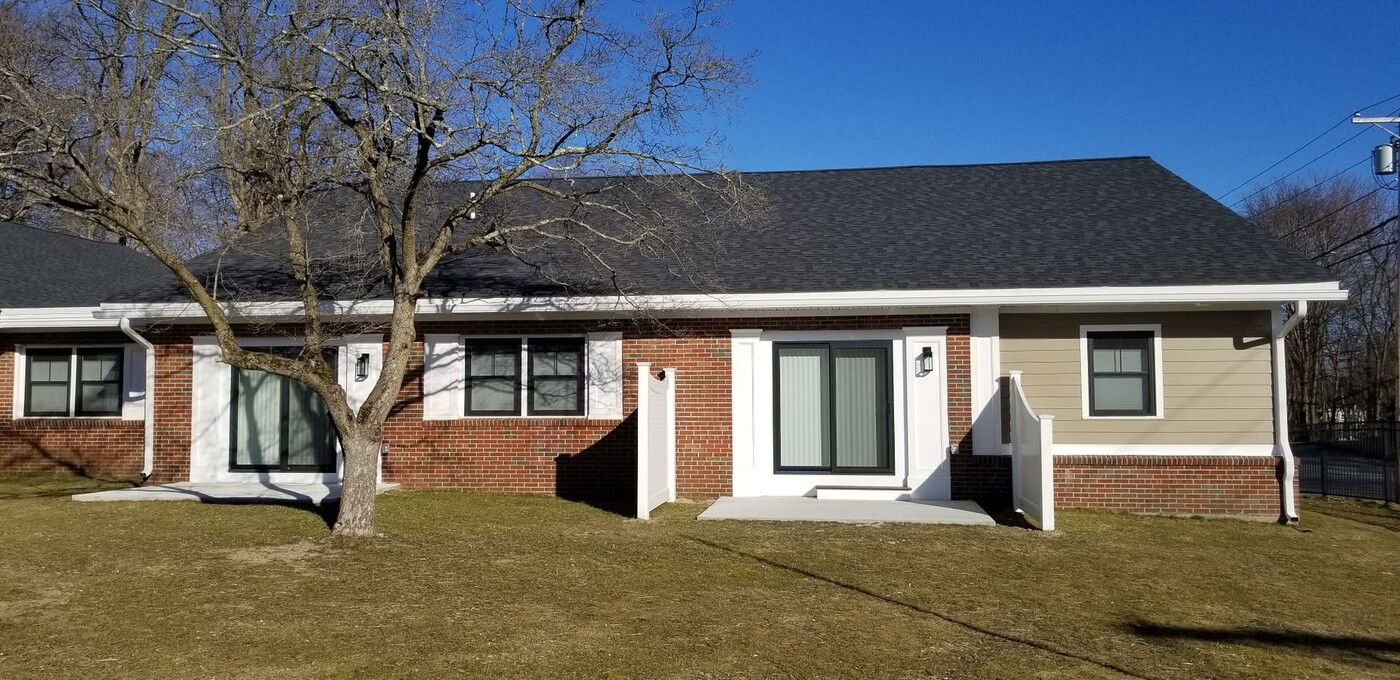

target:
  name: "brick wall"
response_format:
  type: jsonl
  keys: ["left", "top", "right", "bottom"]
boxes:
{"left": 384, "top": 314, "right": 972, "bottom": 506}
{"left": 0, "top": 332, "right": 144, "bottom": 478}
{"left": 1054, "top": 455, "right": 1283, "bottom": 518}
{"left": 147, "top": 337, "right": 193, "bottom": 484}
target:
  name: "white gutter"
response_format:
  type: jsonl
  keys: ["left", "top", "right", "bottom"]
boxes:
{"left": 93, "top": 281, "right": 1350, "bottom": 320}
{"left": 1272, "top": 300, "right": 1307, "bottom": 523}
{"left": 0, "top": 306, "right": 121, "bottom": 329}
{"left": 118, "top": 318, "right": 156, "bottom": 481}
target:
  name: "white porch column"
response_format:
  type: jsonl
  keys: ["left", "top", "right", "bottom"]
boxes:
{"left": 729, "top": 329, "right": 762, "bottom": 496}
{"left": 970, "top": 307, "right": 1004, "bottom": 455}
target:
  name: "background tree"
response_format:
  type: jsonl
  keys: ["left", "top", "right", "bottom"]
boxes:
{"left": 1246, "top": 176, "right": 1393, "bottom": 424}
{"left": 0, "top": 0, "right": 756, "bottom": 537}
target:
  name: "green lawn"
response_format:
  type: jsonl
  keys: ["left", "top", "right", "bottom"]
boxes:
{"left": 1, "top": 476, "right": 1398, "bottom": 679}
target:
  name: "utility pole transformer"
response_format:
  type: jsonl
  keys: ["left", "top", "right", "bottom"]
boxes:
{"left": 1353, "top": 112, "right": 1400, "bottom": 502}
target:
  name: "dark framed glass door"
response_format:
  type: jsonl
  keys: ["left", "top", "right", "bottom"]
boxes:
{"left": 229, "top": 348, "right": 338, "bottom": 473}
{"left": 774, "top": 341, "right": 893, "bottom": 473}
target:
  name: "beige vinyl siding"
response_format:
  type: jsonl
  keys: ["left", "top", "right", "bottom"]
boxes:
{"left": 1000, "top": 310, "right": 1274, "bottom": 446}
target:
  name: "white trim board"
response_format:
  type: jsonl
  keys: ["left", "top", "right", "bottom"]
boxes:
{"left": 728, "top": 327, "right": 952, "bottom": 500}
{"left": 1054, "top": 444, "right": 1277, "bottom": 457}
{"left": 188, "top": 335, "right": 384, "bottom": 485}
{"left": 94, "top": 281, "right": 1348, "bottom": 320}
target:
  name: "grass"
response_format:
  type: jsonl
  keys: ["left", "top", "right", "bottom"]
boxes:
{"left": 1, "top": 477, "right": 1398, "bottom": 679}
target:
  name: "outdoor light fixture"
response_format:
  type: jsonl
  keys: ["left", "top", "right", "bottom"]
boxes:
{"left": 916, "top": 346, "right": 934, "bottom": 375}
{"left": 355, "top": 353, "right": 370, "bottom": 381}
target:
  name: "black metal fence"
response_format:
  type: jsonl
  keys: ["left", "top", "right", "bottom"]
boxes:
{"left": 1290, "top": 421, "right": 1399, "bottom": 503}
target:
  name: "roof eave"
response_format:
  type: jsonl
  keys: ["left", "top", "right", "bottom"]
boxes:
{"left": 92, "top": 281, "right": 1349, "bottom": 321}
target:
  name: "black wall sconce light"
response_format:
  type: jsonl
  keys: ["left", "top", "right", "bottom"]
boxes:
{"left": 916, "top": 346, "right": 934, "bottom": 375}
{"left": 355, "top": 353, "right": 371, "bottom": 381}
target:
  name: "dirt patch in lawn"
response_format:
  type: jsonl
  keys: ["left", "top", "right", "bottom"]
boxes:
{"left": 224, "top": 540, "right": 322, "bottom": 571}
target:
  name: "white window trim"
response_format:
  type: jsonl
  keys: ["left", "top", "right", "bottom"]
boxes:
{"left": 460, "top": 334, "right": 590, "bottom": 419}
{"left": 730, "top": 329, "right": 922, "bottom": 497}
{"left": 12, "top": 344, "right": 131, "bottom": 419}
{"left": 1079, "top": 324, "right": 1165, "bottom": 420}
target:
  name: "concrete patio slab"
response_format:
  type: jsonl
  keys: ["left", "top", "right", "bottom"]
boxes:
{"left": 72, "top": 482, "right": 399, "bottom": 505}
{"left": 697, "top": 496, "right": 997, "bottom": 525}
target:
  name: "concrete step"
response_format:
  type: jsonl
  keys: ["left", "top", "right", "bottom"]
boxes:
{"left": 814, "top": 485, "right": 912, "bottom": 501}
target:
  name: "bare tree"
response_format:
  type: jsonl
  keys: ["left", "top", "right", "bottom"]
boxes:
{"left": 0, "top": 0, "right": 756, "bottom": 537}
{"left": 1246, "top": 176, "right": 1392, "bottom": 424}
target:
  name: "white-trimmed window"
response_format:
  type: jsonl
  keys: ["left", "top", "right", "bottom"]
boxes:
{"left": 424, "top": 334, "right": 618, "bottom": 420}
{"left": 1080, "top": 325, "right": 1164, "bottom": 419}
{"left": 23, "top": 347, "right": 125, "bottom": 417}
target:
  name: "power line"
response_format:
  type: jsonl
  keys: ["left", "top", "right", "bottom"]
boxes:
{"left": 1311, "top": 213, "right": 1395, "bottom": 260}
{"left": 1215, "top": 120, "right": 1346, "bottom": 201}
{"left": 1230, "top": 117, "right": 1394, "bottom": 209}
{"left": 1246, "top": 157, "right": 1369, "bottom": 220}
{"left": 1217, "top": 91, "right": 1400, "bottom": 202}
{"left": 1327, "top": 238, "right": 1395, "bottom": 268}
{"left": 1275, "top": 186, "right": 1385, "bottom": 241}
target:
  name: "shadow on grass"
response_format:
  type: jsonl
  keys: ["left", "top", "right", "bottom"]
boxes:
{"left": 687, "top": 536, "right": 1150, "bottom": 679}
{"left": 1128, "top": 620, "right": 1400, "bottom": 668}
{"left": 0, "top": 474, "right": 138, "bottom": 500}
{"left": 981, "top": 504, "right": 1039, "bottom": 530}
{"left": 124, "top": 484, "right": 341, "bottom": 531}
{"left": 1304, "top": 498, "right": 1400, "bottom": 533}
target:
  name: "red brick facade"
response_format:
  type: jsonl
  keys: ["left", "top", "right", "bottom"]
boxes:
{"left": 1055, "top": 455, "right": 1284, "bottom": 518}
{"left": 0, "top": 332, "right": 144, "bottom": 477}
{"left": 0, "top": 317, "right": 1293, "bottom": 519}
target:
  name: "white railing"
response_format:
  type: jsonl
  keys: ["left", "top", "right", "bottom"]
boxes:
{"left": 1009, "top": 370, "right": 1055, "bottom": 531}
{"left": 635, "top": 363, "right": 677, "bottom": 520}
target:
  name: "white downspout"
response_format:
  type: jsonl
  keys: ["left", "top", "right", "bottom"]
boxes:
{"left": 119, "top": 318, "right": 156, "bottom": 481}
{"left": 1272, "top": 301, "right": 1307, "bottom": 523}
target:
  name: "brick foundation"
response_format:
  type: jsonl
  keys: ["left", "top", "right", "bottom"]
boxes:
{"left": 1054, "top": 454, "right": 1283, "bottom": 518}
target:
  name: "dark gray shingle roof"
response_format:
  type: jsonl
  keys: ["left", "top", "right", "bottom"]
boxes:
{"left": 0, "top": 222, "right": 173, "bottom": 307}
{"left": 111, "top": 156, "right": 1336, "bottom": 304}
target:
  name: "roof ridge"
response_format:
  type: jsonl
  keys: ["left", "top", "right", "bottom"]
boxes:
{"left": 730, "top": 156, "right": 1156, "bottom": 175}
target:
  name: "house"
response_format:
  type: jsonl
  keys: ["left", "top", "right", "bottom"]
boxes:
{"left": 0, "top": 157, "right": 1346, "bottom": 522}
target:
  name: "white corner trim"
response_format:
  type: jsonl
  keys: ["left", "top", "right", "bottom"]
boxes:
{"left": 1054, "top": 444, "right": 1276, "bottom": 457}
{"left": 1079, "top": 323, "right": 1165, "bottom": 420}
{"left": 92, "top": 281, "right": 1349, "bottom": 320}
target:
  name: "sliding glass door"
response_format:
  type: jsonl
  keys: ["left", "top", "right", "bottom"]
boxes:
{"left": 230, "top": 349, "right": 338, "bottom": 473}
{"left": 774, "top": 342, "right": 893, "bottom": 473}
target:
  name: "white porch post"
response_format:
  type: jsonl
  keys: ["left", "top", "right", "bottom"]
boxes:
{"left": 970, "top": 308, "right": 1003, "bottom": 455}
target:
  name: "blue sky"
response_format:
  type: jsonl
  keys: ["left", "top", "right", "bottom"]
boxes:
{"left": 700, "top": 2, "right": 1398, "bottom": 206}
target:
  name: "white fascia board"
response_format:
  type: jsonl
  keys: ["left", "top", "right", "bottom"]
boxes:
{"left": 0, "top": 307, "right": 120, "bottom": 329}
{"left": 93, "top": 281, "right": 1349, "bottom": 320}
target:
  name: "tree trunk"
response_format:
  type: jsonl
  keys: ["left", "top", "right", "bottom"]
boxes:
{"left": 333, "top": 429, "right": 381, "bottom": 538}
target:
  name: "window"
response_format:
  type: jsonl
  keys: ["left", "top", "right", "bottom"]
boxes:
{"left": 24, "top": 347, "right": 124, "bottom": 417}
{"left": 528, "top": 338, "right": 585, "bottom": 416}
{"left": 465, "top": 340, "right": 522, "bottom": 416}
{"left": 1085, "top": 331, "right": 1156, "bottom": 417}
{"left": 230, "top": 347, "right": 337, "bottom": 472}
{"left": 773, "top": 341, "right": 893, "bottom": 473}
{"left": 460, "top": 337, "right": 587, "bottom": 417}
